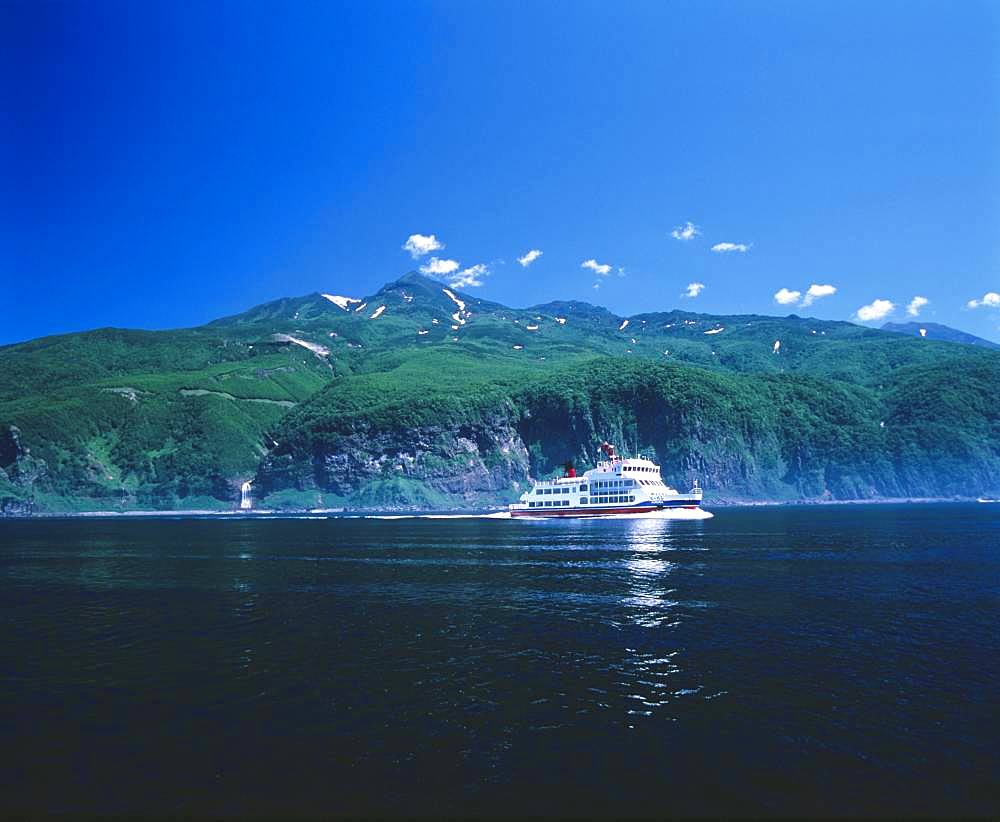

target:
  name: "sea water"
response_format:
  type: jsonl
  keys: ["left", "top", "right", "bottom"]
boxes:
{"left": 0, "top": 503, "right": 997, "bottom": 815}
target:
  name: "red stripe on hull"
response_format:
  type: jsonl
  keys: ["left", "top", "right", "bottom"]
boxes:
{"left": 509, "top": 505, "right": 699, "bottom": 518}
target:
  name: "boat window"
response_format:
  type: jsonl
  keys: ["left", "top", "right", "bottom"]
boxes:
{"left": 580, "top": 485, "right": 587, "bottom": 492}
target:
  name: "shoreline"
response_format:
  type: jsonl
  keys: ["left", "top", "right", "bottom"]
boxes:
{"left": 1, "top": 496, "right": 992, "bottom": 520}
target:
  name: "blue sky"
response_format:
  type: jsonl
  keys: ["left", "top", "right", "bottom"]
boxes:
{"left": 3, "top": 0, "right": 999, "bottom": 344}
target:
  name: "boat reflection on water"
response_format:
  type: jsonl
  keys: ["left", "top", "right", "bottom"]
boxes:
{"left": 621, "top": 521, "right": 680, "bottom": 628}
{"left": 615, "top": 517, "right": 714, "bottom": 721}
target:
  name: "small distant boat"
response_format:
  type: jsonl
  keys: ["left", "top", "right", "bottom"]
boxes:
{"left": 509, "top": 442, "right": 706, "bottom": 519}
{"left": 977, "top": 497, "right": 998, "bottom": 503}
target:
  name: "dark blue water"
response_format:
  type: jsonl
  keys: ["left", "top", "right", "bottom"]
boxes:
{"left": 1, "top": 504, "right": 998, "bottom": 815}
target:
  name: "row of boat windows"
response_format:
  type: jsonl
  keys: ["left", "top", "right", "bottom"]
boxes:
{"left": 532, "top": 485, "right": 587, "bottom": 495}
{"left": 592, "top": 477, "right": 663, "bottom": 488}
{"left": 527, "top": 496, "right": 636, "bottom": 508}
{"left": 532, "top": 477, "right": 655, "bottom": 496}
{"left": 532, "top": 477, "right": 665, "bottom": 497}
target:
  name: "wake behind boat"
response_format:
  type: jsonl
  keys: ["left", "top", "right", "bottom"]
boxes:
{"left": 509, "top": 442, "right": 709, "bottom": 519}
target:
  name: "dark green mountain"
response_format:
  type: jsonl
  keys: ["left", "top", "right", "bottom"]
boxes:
{"left": 881, "top": 321, "right": 1000, "bottom": 350}
{"left": 3, "top": 272, "right": 999, "bottom": 514}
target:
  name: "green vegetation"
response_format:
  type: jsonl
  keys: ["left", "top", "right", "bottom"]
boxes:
{"left": 2, "top": 271, "right": 998, "bottom": 512}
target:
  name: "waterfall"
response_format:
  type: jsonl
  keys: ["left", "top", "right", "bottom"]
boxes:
{"left": 240, "top": 481, "right": 252, "bottom": 510}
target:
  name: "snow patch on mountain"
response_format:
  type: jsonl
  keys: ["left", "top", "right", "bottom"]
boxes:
{"left": 443, "top": 288, "right": 468, "bottom": 325}
{"left": 322, "top": 294, "right": 361, "bottom": 311}
{"left": 273, "top": 334, "right": 330, "bottom": 358}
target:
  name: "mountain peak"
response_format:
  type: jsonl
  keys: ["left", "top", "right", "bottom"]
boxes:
{"left": 387, "top": 270, "right": 444, "bottom": 288}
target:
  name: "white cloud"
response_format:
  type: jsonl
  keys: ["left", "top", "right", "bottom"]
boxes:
{"left": 711, "top": 242, "right": 750, "bottom": 253}
{"left": 907, "top": 296, "right": 929, "bottom": 317}
{"left": 685, "top": 282, "right": 705, "bottom": 298}
{"left": 517, "top": 249, "right": 543, "bottom": 267}
{"left": 855, "top": 299, "right": 895, "bottom": 322}
{"left": 448, "top": 263, "right": 488, "bottom": 289}
{"left": 800, "top": 283, "right": 837, "bottom": 307}
{"left": 581, "top": 258, "right": 612, "bottom": 276}
{"left": 774, "top": 288, "right": 801, "bottom": 305}
{"left": 671, "top": 221, "right": 699, "bottom": 241}
{"left": 967, "top": 292, "right": 1000, "bottom": 309}
{"left": 403, "top": 233, "right": 444, "bottom": 258}
{"left": 419, "top": 257, "right": 460, "bottom": 276}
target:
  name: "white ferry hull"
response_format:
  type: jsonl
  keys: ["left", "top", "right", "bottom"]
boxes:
{"left": 510, "top": 504, "right": 711, "bottom": 520}
{"left": 509, "top": 497, "right": 705, "bottom": 519}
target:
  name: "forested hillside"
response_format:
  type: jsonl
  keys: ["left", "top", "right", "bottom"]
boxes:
{"left": 3, "top": 272, "right": 999, "bottom": 513}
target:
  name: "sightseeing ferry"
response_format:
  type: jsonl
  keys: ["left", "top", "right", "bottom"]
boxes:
{"left": 509, "top": 442, "right": 705, "bottom": 518}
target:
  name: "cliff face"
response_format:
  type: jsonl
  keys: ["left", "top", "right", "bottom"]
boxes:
{"left": 256, "top": 407, "right": 531, "bottom": 508}
{"left": 0, "top": 426, "right": 46, "bottom": 516}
